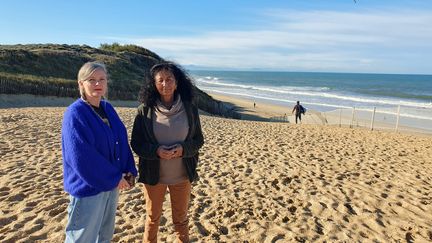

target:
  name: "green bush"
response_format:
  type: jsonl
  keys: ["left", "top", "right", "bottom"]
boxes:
{"left": 100, "top": 43, "right": 161, "bottom": 60}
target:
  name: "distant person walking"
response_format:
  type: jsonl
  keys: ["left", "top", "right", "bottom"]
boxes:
{"left": 131, "top": 62, "right": 204, "bottom": 242}
{"left": 62, "top": 62, "right": 137, "bottom": 242}
{"left": 292, "top": 101, "right": 305, "bottom": 124}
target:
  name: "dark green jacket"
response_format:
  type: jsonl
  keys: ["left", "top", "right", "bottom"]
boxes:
{"left": 130, "top": 101, "right": 204, "bottom": 185}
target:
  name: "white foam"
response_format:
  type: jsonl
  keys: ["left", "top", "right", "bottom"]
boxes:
{"left": 196, "top": 78, "right": 431, "bottom": 109}
{"left": 205, "top": 89, "right": 432, "bottom": 121}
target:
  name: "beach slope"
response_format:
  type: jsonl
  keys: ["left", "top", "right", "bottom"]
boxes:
{"left": 1, "top": 107, "right": 431, "bottom": 242}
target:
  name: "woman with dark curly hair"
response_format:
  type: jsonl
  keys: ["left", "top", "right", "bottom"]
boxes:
{"left": 131, "top": 62, "right": 204, "bottom": 242}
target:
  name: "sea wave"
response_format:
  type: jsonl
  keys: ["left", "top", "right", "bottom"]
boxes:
{"left": 196, "top": 78, "right": 432, "bottom": 109}
{"left": 205, "top": 89, "right": 432, "bottom": 121}
{"left": 196, "top": 77, "right": 330, "bottom": 92}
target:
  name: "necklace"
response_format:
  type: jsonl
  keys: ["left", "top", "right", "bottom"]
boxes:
{"left": 81, "top": 98, "right": 111, "bottom": 127}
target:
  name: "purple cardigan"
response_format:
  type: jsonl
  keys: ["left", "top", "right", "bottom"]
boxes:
{"left": 62, "top": 99, "right": 137, "bottom": 198}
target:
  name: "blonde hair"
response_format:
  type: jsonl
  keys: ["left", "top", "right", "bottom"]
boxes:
{"left": 77, "top": 62, "right": 108, "bottom": 100}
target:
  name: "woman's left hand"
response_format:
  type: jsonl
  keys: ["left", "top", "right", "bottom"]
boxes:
{"left": 118, "top": 177, "right": 131, "bottom": 191}
{"left": 171, "top": 144, "right": 183, "bottom": 158}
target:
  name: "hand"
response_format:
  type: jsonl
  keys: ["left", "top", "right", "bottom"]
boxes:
{"left": 118, "top": 177, "right": 131, "bottom": 191}
{"left": 157, "top": 144, "right": 183, "bottom": 159}
{"left": 157, "top": 145, "right": 176, "bottom": 159}
{"left": 170, "top": 144, "right": 183, "bottom": 159}
{"left": 124, "top": 172, "right": 136, "bottom": 187}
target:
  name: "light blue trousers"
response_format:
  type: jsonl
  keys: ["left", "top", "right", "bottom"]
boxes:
{"left": 65, "top": 189, "right": 119, "bottom": 243}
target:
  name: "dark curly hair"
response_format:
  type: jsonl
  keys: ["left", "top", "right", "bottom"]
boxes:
{"left": 138, "top": 62, "right": 195, "bottom": 106}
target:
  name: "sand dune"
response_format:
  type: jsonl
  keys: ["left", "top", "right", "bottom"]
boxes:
{"left": 1, "top": 106, "right": 432, "bottom": 242}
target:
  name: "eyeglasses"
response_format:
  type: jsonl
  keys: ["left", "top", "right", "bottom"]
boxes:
{"left": 84, "top": 78, "right": 108, "bottom": 85}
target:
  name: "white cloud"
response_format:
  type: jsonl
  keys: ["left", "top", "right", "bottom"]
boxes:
{"left": 104, "top": 8, "right": 432, "bottom": 73}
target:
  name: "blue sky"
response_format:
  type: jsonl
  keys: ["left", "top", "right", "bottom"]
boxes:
{"left": 1, "top": 0, "right": 432, "bottom": 74}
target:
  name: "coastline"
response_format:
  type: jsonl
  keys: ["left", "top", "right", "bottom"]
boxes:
{"left": 206, "top": 92, "right": 432, "bottom": 136}
{"left": 208, "top": 92, "right": 327, "bottom": 124}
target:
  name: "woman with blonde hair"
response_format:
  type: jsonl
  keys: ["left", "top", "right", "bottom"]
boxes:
{"left": 62, "top": 61, "right": 137, "bottom": 242}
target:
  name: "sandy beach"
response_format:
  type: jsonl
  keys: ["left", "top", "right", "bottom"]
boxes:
{"left": 209, "top": 92, "right": 432, "bottom": 136}
{"left": 1, "top": 98, "right": 432, "bottom": 242}
{"left": 208, "top": 93, "right": 328, "bottom": 125}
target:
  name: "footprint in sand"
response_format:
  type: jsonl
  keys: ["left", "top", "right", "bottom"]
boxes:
{"left": 231, "top": 221, "right": 246, "bottom": 230}
{"left": 0, "top": 186, "right": 11, "bottom": 192}
{"left": 271, "top": 179, "right": 280, "bottom": 191}
{"left": 218, "top": 226, "right": 228, "bottom": 235}
{"left": 194, "top": 222, "right": 209, "bottom": 236}
{"left": 405, "top": 232, "right": 414, "bottom": 243}
{"left": 159, "top": 216, "right": 167, "bottom": 226}
{"left": 25, "top": 222, "right": 44, "bottom": 235}
{"left": 288, "top": 206, "right": 297, "bottom": 214}
{"left": 319, "top": 202, "right": 328, "bottom": 209}
{"left": 344, "top": 203, "right": 357, "bottom": 215}
{"left": 224, "top": 209, "right": 235, "bottom": 218}
{"left": 25, "top": 201, "right": 38, "bottom": 207}
{"left": 194, "top": 200, "right": 212, "bottom": 215}
{"left": 122, "top": 224, "right": 133, "bottom": 231}
{"left": 7, "top": 193, "right": 26, "bottom": 202}
{"left": 48, "top": 205, "right": 66, "bottom": 218}
{"left": 12, "top": 222, "right": 25, "bottom": 230}
{"left": 196, "top": 189, "right": 208, "bottom": 197}
{"left": 28, "top": 232, "right": 48, "bottom": 242}
{"left": 0, "top": 215, "right": 18, "bottom": 226}
{"left": 282, "top": 177, "right": 292, "bottom": 185}
{"left": 245, "top": 168, "right": 253, "bottom": 175}
{"left": 359, "top": 231, "right": 369, "bottom": 239}
{"left": 269, "top": 233, "right": 285, "bottom": 242}
{"left": 314, "top": 218, "right": 324, "bottom": 235}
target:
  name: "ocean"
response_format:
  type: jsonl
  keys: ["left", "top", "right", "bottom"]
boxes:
{"left": 190, "top": 70, "right": 432, "bottom": 131}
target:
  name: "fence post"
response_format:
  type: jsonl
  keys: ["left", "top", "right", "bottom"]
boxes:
{"left": 395, "top": 105, "right": 401, "bottom": 132}
{"left": 350, "top": 107, "right": 355, "bottom": 128}
{"left": 370, "top": 107, "right": 376, "bottom": 130}
{"left": 339, "top": 109, "right": 342, "bottom": 127}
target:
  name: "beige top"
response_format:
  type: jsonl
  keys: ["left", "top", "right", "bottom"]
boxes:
{"left": 153, "top": 97, "right": 189, "bottom": 184}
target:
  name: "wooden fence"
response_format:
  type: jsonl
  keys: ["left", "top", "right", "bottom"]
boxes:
{"left": 0, "top": 79, "right": 242, "bottom": 119}
{"left": 322, "top": 106, "right": 432, "bottom": 134}
{"left": 270, "top": 115, "right": 288, "bottom": 122}
{"left": 0, "top": 79, "right": 137, "bottom": 100}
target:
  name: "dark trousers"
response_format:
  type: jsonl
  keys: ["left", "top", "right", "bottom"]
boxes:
{"left": 295, "top": 113, "right": 302, "bottom": 124}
